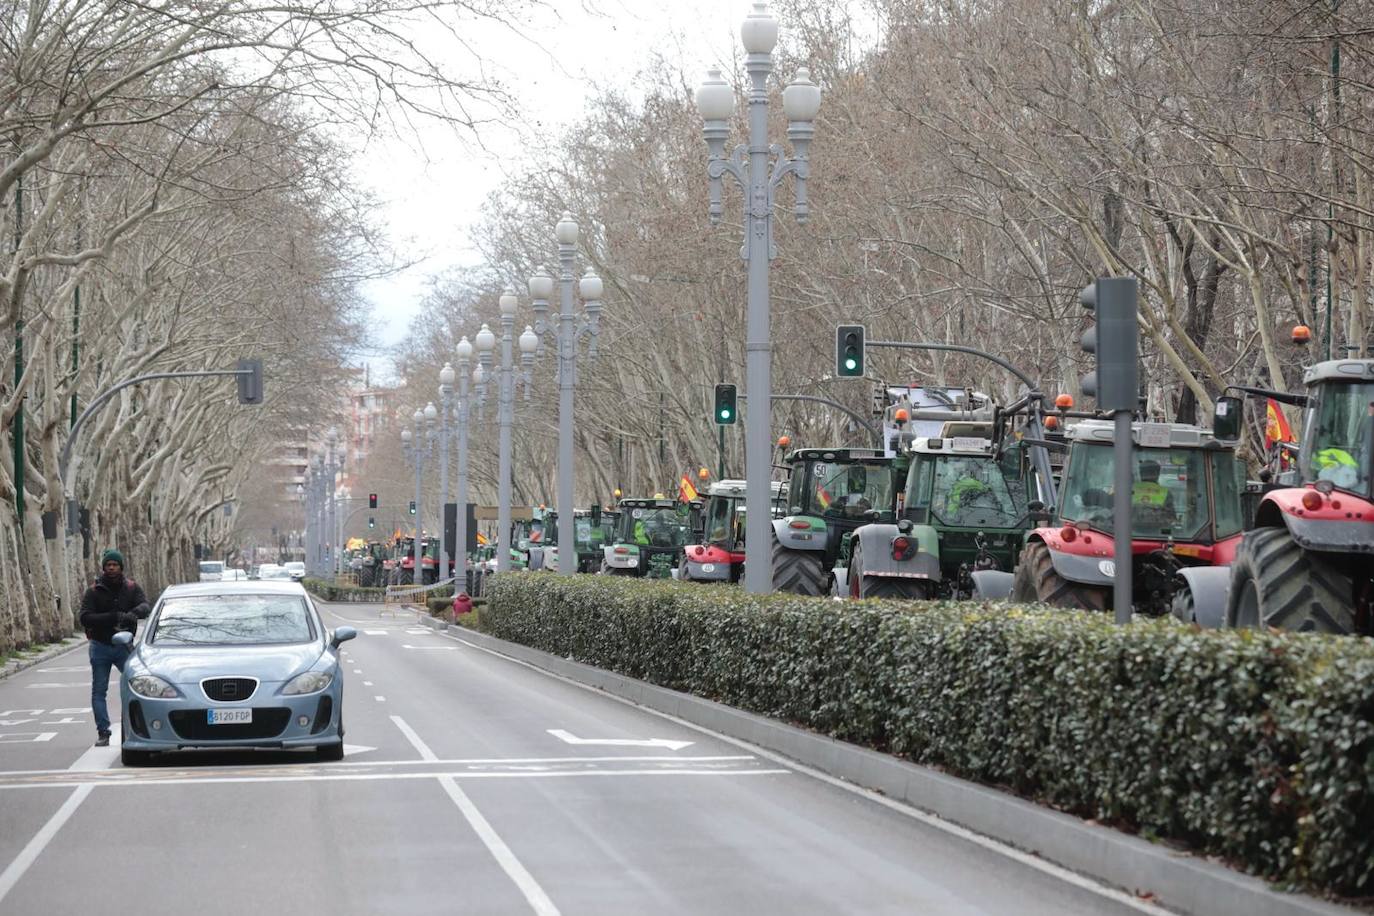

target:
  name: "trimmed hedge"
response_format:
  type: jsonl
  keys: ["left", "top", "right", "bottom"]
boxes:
{"left": 483, "top": 573, "right": 1374, "bottom": 896}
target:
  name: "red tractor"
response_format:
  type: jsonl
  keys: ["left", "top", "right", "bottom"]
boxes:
{"left": 1199, "top": 358, "right": 1374, "bottom": 634}
{"left": 1010, "top": 418, "right": 1248, "bottom": 616}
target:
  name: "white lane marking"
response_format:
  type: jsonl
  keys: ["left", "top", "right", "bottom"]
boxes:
{"left": 36, "top": 667, "right": 88, "bottom": 673}
{"left": 405, "top": 629, "right": 430, "bottom": 634}
{"left": 443, "top": 632, "right": 1159, "bottom": 913}
{"left": 363, "top": 681, "right": 374, "bottom": 687}
{"left": 353, "top": 669, "right": 363, "bottom": 674}
{"left": 0, "top": 784, "right": 94, "bottom": 905}
{"left": 375, "top": 696, "right": 386, "bottom": 703}
{"left": 390, "top": 715, "right": 438, "bottom": 762}
{"left": 547, "top": 729, "right": 692, "bottom": 751}
{"left": 437, "top": 775, "right": 561, "bottom": 916}
{"left": 363, "top": 630, "right": 388, "bottom": 636}
{"left": 0, "top": 733, "right": 56, "bottom": 744}
{"left": 401, "top": 645, "right": 457, "bottom": 650}
{"left": 24, "top": 683, "right": 85, "bottom": 689}
{"left": 0, "top": 755, "right": 757, "bottom": 778}
{"left": 69, "top": 725, "right": 121, "bottom": 772}
{"left": 0, "top": 768, "right": 788, "bottom": 791}
{"left": 343, "top": 745, "right": 376, "bottom": 756}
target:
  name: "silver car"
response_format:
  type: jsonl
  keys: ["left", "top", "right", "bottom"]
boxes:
{"left": 114, "top": 581, "right": 356, "bottom": 766}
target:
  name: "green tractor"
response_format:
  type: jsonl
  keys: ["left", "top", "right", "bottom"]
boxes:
{"left": 601, "top": 497, "right": 693, "bottom": 577}
{"left": 542, "top": 507, "right": 621, "bottom": 573}
{"left": 838, "top": 434, "right": 1040, "bottom": 599}
{"left": 770, "top": 448, "right": 908, "bottom": 595}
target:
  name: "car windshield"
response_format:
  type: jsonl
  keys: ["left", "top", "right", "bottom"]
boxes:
{"left": 151, "top": 594, "right": 315, "bottom": 646}
{"left": 618, "top": 507, "right": 691, "bottom": 547}
{"left": 1059, "top": 444, "right": 1212, "bottom": 540}
{"left": 925, "top": 455, "right": 1027, "bottom": 528}
{"left": 1304, "top": 381, "right": 1374, "bottom": 496}
{"left": 805, "top": 461, "right": 894, "bottom": 518}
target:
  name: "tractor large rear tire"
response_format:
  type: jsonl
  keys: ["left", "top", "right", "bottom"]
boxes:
{"left": 1010, "top": 541, "right": 1109, "bottom": 611}
{"left": 771, "top": 534, "right": 826, "bottom": 596}
{"left": 1225, "top": 526, "right": 1353, "bottom": 633}
{"left": 849, "top": 543, "right": 930, "bottom": 600}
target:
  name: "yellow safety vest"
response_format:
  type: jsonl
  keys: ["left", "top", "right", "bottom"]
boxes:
{"left": 1132, "top": 481, "right": 1169, "bottom": 507}
{"left": 1314, "top": 448, "right": 1356, "bottom": 470}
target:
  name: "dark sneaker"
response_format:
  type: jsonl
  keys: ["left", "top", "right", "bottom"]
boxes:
{"left": 94, "top": 731, "right": 110, "bottom": 747}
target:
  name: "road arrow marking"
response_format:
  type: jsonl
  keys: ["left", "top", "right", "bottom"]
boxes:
{"left": 547, "top": 729, "right": 693, "bottom": 751}
{"left": 342, "top": 744, "right": 376, "bottom": 756}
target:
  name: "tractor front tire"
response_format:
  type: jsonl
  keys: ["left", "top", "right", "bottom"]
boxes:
{"left": 1225, "top": 526, "right": 1353, "bottom": 633}
{"left": 849, "top": 543, "right": 929, "bottom": 600}
{"left": 771, "top": 534, "right": 826, "bottom": 596}
{"left": 1010, "top": 541, "right": 1109, "bottom": 611}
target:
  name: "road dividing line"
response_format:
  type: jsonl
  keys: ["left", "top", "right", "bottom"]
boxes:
{"left": 0, "top": 784, "right": 93, "bottom": 905}
{"left": 69, "top": 725, "right": 120, "bottom": 772}
{"left": 436, "top": 776, "right": 560, "bottom": 916}
{"left": 375, "top": 696, "right": 386, "bottom": 703}
{"left": 390, "top": 715, "right": 438, "bottom": 761}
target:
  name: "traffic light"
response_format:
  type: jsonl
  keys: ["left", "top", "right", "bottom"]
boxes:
{"left": 836, "top": 324, "right": 865, "bottom": 377}
{"left": 368, "top": 493, "right": 378, "bottom": 509}
{"left": 236, "top": 358, "right": 264, "bottom": 405}
{"left": 1079, "top": 277, "right": 1138, "bottom": 412}
{"left": 713, "top": 384, "right": 737, "bottom": 425}
{"left": 368, "top": 516, "right": 376, "bottom": 529}
{"left": 408, "top": 500, "right": 416, "bottom": 515}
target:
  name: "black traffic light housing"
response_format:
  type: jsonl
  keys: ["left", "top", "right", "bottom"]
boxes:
{"left": 408, "top": 500, "right": 416, "bottom": 515}
{"left": 368, "top": 516, "right": 376, "bottom": 529}
{"left": 368, "top": 493, "right": 378, "bottom": 509}
{"left": 236, "top": 358, "right": 264, "bottom": 405}
{"left": 836, "top": 325, "right": 865, "bottom": 378}
{"left": 1079, "top": 278, "right": 1138, "bottom": 412}
{"left": 714, "top": 384, "right": 737, "bottom": 425}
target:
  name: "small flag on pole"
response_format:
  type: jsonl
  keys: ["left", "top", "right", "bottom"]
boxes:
{"left": 679, "top": 474, "right": 699, "bottom": 502}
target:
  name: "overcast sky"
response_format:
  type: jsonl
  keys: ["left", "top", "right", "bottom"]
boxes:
{"left": 353, "top": 0, "right": 754, "bottom": 380}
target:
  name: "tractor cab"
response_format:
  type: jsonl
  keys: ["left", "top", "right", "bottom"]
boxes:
{"left": 1012, "top": 420, "right": 1245, "bottom": 616}
{"left": 392, "top": 536, "right": 441, "bottom": 585}
{"left": 540, "top": 506, "right": 619, "bottom": 572}
{"left": 769, "top": 448, "right": 906, "bottom": 595}
{"left": 680, "top": 480, "right": 784, "bottom": 583}
{"left": 602, "top": 498, "right": 693, "bottom": 577}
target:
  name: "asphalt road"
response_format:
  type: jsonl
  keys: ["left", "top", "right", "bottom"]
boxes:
{"left": 0, "top": 602, "right": 1157, "bottom": 915}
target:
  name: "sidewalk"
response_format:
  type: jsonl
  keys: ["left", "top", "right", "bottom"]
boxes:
{"left": 0, "top": 634, "right": 85, "bottom": 682}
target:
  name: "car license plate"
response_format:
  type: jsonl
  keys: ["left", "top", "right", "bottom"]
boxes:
{"left": 207, "top": 708, "right": 252, "bottom": 725}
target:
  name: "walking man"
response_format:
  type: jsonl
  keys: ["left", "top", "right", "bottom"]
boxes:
{"left": 78, "top": 549, "right": 150, "bottom": 747}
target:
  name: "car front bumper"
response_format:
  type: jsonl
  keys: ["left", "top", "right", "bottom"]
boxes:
{"left": 120, "top": 687, "right": 343, "bottom": 751}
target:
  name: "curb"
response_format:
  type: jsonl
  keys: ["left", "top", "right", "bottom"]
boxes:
{"left": 415, "top": 613, "right": 450, "bottom": 632}
{"left": 0, "top": 635, "right": 85, "bottom": 682}
{"left": 435, "top": 619, "right": 1346, "bottom": 916}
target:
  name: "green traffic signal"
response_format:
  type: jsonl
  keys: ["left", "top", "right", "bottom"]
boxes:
{"left": 408, "top": 500, "right": 416, "bottom": 515}
{"left": 713, "top": 384, "right": 737, "bottom": 426}
{"left": 368, "top": 516, "right": 376, "bottom": 529}
{"left": 836, "top": 324, "right": 865, "bottom": 377}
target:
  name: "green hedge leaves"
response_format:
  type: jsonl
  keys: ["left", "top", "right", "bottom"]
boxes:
{"left": 483, "top": 573, "right": 1374, "bottom": 895}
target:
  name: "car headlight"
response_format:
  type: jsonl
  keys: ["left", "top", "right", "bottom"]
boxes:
{"left": 282, "top": 671, "right": 334, "bottom": 695}
{"left": 129, "top": 675, "right": 177, "bottom": 699}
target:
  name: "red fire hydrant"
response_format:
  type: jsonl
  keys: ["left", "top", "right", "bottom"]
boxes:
{"left": 452, "top": 592, "right": 473, "bottom": 616}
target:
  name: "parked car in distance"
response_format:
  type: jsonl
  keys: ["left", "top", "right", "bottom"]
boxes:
{"left": 222, "top": 568, "right": 248, "bottom": 581}
{"left": 198, "top": 561, "right": 225, "bottom": 582}
{"left": 113, "top": 580, "right": 355, "bottom": 765}
{"left": 257, "top": 564, "right": 291, "bottom": 581}
{"left": 284, "top": 561, "right": 306, "bottom": 581}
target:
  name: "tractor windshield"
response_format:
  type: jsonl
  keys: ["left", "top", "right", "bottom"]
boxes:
{"left": 1304, "top": 381, "right": 1374, "bottom": 496}
{"left": 1059, "top": 444, "right": 1212, "bottom": 541}
{"left": 618, "top": 507, "right": 691, "bottom": 548}
{"left": 924, "top": 455, "right": 1027, "bottom": 528}
{"left": 705, "top": 495, "right": 736, "bottom": 545}
{"left": 802, "top": 461, "right": 895, "bottom": 519}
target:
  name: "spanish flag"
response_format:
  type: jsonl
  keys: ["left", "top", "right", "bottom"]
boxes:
{"left": 679, "top": 474, "right": 699, "bottom": 502}
{"left": 1265, "top": 398, "right": 1295, "bottom": 466}
{"left": 476, "top": 532, "right": 489, "bottom": 546}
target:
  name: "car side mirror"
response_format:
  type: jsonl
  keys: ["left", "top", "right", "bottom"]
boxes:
{"left": 112, "top": 631, "right": 134, "bottom": 648}
{"left": 330, "top": 626, "right": 357, "bottom": 649}
{"left": 1213, "top": 395, "right": 1243, "bottom": 442}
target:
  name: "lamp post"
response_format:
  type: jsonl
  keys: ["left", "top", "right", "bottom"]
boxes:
{"left": 548, "top": 214, "right": 604, "bottom": 574}
{"left": 401, "top": 406, "right": 436, "bottom": 584}
{"left": 323, "top": 428, "right": 344, "bottom": 578}
{"left": 697, "top": 1, "right": 820, "bottom": 593}
{"left": 454, "top": 337, "right": 474, "bottom": 587}
{"left": 295, "top": 482, "right": 307, "bottom": 574}
{"left": 438, "top": 363, "right": 455, "bottom": 578}
{"left": 491, "top": 291, "right": 542, "bottom": 575}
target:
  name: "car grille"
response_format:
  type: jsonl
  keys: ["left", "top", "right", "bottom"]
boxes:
{"left": 168, "top": 708, "right": 291, "bottom": 741}
{"left": 202, "top": 677, "right": 257, "bottom": 702}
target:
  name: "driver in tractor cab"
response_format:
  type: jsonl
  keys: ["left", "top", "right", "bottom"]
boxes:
{"left": 837, "top": 466, "right": 873, "bottom": 517}
{"left": 946, "top": 464, "right": 992, "bottom": 514}
{"left": 632, "top": 514, "right": 650, "bottom": 546}
{"left": 1131, "top": 460, "right": 1174, "bottom": 514}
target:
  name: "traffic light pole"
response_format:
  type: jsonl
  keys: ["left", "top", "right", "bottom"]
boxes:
{"left": 58, "top": 365, "right": 263, "bottom": 532}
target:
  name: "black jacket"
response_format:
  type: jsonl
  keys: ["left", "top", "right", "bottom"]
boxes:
{"left": 78, "top": 576, "right": 150, "bottom": 644}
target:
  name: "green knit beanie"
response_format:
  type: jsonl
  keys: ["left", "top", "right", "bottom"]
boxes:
{"left": 100, "top": 548, "right": 125, "bottom": 569}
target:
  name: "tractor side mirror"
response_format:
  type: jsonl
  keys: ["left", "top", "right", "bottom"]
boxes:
{"left": 1213, "top": 396, "right": 1243, "bottom": 443}
{"left": 1028, "top": 499, "right": 1052, "bottom": 524}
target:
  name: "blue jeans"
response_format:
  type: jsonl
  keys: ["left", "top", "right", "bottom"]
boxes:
{"left": 89, "top": 640, "right": 131, "bottom": 734}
